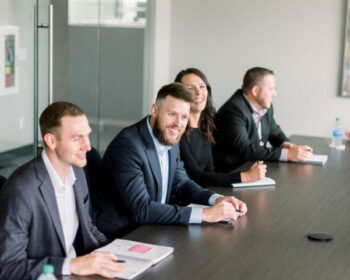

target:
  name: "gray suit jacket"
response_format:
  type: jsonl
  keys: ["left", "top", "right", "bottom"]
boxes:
{"left": 0, "top": 155, "right": 108, "bottom": 280}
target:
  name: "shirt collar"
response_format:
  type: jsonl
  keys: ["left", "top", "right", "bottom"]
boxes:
{"left": 146, "top": 116, "right": 172, "bottom": 155}
{"left": 41, "top": 149, "right": 76, "bottom": 191}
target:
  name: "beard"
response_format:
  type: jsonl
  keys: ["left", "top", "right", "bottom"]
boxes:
{"left": 256, "top": 92, "right": 271, "bottom": 109}
{"left": 152, "top": 116, "right": 184, "bottom": 146}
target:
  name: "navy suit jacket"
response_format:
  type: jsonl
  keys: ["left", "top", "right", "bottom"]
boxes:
{"left": 214, "top": 89, "right": 289, "bottom": 172}
{"left": 0, "top": 155, "right": 108, "bottom": 280}
{"left": 95, "top": 117, "right": 215, "bottom": 237}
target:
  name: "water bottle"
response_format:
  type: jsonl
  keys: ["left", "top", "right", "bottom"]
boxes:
{"left": 331, "top": 117, "right": 343, "bottom": 147}
{"left": 37, "top": 264, "right": 57, "bottom": 280}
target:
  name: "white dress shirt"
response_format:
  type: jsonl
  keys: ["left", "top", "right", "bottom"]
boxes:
{"left": 42, "top": 150, "right": 79, "bottom": 275}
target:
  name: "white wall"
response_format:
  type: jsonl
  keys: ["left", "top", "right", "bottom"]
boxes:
{"left": 144, "top": 0, "right": 171, "bottom": 114}
{"left": 166, "top": 0, "right": 350, "bottom": 138}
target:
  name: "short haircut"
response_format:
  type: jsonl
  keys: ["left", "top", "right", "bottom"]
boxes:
{"left": 39, "top": 101, "right": 85, "bottom": 140}
{"left": 155, "top": 82, "right": 194, "bottom": 106}
{"left": 242, "top": 67, "right": 274, "bottom": 94}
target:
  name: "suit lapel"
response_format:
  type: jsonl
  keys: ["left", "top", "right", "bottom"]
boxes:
{"left": 240, "top": 91, "right": 264, "bottom": 145}
{"left": 72, "top": 172, "right": 97, "bottom": 252}
{"left": 166, "top": 148, "right": 177, "bottom": 203}
{"left": 73, "top": 174, "right": 86, "bottom": 231}
{"left": 261, "top": 111, "right": 269, "bottom": 142}
{"left": 73, "top": 173, "right": 90, "bottom": 243}
{"left": 140, "top": 117, "right": 162, "bottom": 201}
{"left": 145, "top": 146, "right": 163, "bottom": 201}
{"left": 35, "top": 157, "right": 66, "bottom": 253}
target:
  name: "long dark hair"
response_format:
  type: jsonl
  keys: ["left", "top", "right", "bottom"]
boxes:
{"left": 174, "top": 68, "right": 216, "bottom": 143}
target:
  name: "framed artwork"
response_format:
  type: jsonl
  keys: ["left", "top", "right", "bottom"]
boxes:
{"left": 0, "top": 26, "right": 19, "bottom": 96}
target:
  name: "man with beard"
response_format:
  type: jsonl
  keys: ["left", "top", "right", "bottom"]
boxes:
{"left": 95, "top": 83, "right": 247, "bottom": 238}
{"left": 214, "top": 67, "right": 313, "bottom": 172}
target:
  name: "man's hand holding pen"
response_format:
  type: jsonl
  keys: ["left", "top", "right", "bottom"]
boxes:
{"left": 241, "top": 161, "right": 267, "bottom": 182}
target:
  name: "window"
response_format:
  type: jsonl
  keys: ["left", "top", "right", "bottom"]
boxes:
{"left": 68, "top": 0, "right": 147, "bottom": 27}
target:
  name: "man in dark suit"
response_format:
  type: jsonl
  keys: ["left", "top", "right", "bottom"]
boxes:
{"left": 0, "top": 175, "right": 5, "bottom": 188}
{"left": 214, "top": 67, "right": 313, "bottom": 172}
{"left": 96, "top": 83, "right": 247, "bottom": 237}
{"left": 0, "top": 102, "right": 122, "bottom": 279}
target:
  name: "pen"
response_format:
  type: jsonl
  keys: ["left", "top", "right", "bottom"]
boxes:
{"left": 114, "top": 259, "right": 126, "bottom": 263}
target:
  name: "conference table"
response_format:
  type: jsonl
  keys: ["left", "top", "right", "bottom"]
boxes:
{"left": 64, "top": 135, "right": 350, "bottom": 280}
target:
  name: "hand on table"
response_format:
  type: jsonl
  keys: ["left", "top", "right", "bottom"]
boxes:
{"left": 345, "top": 130, "right": 350, "bottom": 139}
{"left": 281, "top": 142, "right": 296, "bottom": 149}
{"left": 70, "top": 251, "right": 124, "bottom": 278}
{"left": 202, "top": 196, "right": 247, "bottom": 223}
{"left": 287, "top": 145, "right": 313, "bottom": 162}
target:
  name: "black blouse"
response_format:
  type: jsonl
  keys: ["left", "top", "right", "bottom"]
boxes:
{"left": 180, "top": 127, "right": 241, "bottom": 187}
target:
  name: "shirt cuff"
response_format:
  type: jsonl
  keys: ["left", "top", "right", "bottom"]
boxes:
{"left": 189, "top": 207, "right": 202, "bottom": 224}
{"left": 208, "top": 193, "right": 222, "bottom": 206}
{"left": 189, "top": 194, "right": 223, "bottom": 223}
{"left": 281, "top": 141, "right": 292, "bottom": 147}
{"left": 61, "top": 258, "right": 72, "bottom": 275}
{"left": 279, "top": 148, "right": 288, "bottom": 161}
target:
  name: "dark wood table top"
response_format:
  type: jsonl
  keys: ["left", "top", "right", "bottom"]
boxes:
{"left": 63, "top": 135, "right": 350, "bottom": 280}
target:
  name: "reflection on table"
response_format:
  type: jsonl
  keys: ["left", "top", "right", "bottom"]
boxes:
{"left": 62, "top": 135, "right": 350, "bottom": 280}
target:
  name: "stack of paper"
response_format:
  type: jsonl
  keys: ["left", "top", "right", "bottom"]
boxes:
{"left": 298, "top": 154, "right": 328, "bottom": 165}
{"left": 232, "top": 177, "right": 276, "bottom": 188}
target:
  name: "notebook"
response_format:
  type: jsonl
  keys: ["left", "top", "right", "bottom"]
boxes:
{"left": 232, "top": 177, "right": 276, "bottom": 188}
{"left": 297, "top": 154, "right": 328, "bottom": 165}
{"left": 96, "top": 239, "right": 174, "bottom": 279}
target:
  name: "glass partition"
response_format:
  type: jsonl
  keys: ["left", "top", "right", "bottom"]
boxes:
{"left": 0, "top": 0, "right": 148, "bottom": 177}
{"left": 0, "top": 0, "right": 35, "bottom": 176}
{"left": 68, "top": 0, "right": 147, "bottom": 153}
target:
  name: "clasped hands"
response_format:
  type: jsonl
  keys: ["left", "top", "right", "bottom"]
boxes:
{"left": 202, "top": 196, "right": 247, "bottom": 223}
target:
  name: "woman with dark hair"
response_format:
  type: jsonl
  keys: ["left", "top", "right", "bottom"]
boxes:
{"left": 175, "top": 68, "right": 266, "bottom": 187}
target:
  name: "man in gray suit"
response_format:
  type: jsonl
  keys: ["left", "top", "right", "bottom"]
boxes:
{"left": 0, "top": 102, "right": 123, "bottom": 279}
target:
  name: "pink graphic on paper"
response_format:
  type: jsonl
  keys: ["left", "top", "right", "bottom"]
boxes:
{"left": 128, "top": 244, "right": 151, "bottom": 254}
